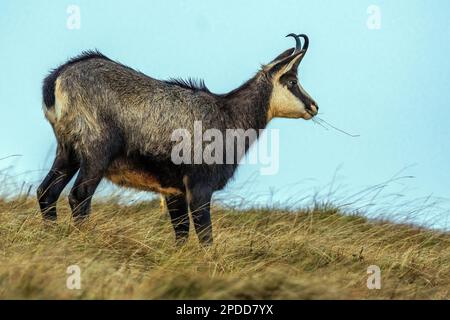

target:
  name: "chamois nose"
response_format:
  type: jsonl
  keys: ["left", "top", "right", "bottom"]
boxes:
{"left": 310, "top": 104, "right": 319, "bottom": 115}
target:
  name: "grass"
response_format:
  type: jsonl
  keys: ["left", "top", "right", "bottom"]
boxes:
{"left": 0, "top": 196, "right": 449, "bottom": 299}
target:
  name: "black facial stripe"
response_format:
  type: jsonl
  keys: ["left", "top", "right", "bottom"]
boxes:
{"left": 279, "top": 73, "right": 313, "bottom": 108}
{"left": 289, "top": 85, "right": 313, "bottom": 108}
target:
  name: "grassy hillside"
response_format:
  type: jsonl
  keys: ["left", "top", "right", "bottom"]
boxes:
{"left": 0, "top": 196, "right": 449, "bottom": 299}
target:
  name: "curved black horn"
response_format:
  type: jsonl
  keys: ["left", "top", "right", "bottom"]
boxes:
{"left": 286, "top": 33, "right": 302, "bottom": 52}
{"left": 286, "top": 33, "right": 309, "bottom": 53}
{"left": 298, "top": 34, "right": 309, "bottom": 52}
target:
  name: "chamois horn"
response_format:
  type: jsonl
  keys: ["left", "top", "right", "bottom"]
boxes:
{"left": 286, "top": 33, "right": 309, "bottom": 53}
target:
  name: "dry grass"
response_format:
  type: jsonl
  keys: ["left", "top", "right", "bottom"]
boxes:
{"left": 0, "top": 196, "right": 449, "bottom": 299}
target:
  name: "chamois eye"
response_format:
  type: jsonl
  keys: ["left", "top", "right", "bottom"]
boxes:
{"left": 288, "top": 80, "right": 297, "bottom": 87}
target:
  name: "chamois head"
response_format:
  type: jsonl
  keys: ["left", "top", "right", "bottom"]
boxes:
{"left": 265, "top": 34, "right": 318, "bottom": 121}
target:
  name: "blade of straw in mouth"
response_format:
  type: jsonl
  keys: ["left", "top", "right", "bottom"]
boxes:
{"left": 0, "top": 155, "right": 23, "bottom": 161}
{"left": 312, "top": 118, "right": 330, "bottom": 131}
{"left": 314, "top": 117, "right": 360, "bottom": 138}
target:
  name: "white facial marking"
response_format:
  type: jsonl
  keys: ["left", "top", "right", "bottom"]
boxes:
{"left": 266, "top": 52, "right": 316, "bottom": 121}
{"left": 268, "top": 81, "right": 310, "bottom": 120}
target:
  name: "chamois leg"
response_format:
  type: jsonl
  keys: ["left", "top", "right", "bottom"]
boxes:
{"left": 165, "top": 194, "right": 190, "bottom": 245}
{"left": 159, "top": 195, "right": 166, "bottom": 212}
{"left": 68, "top": 160, "right": 108, "bottom": 220}
{"left": 187, "top": 185, "right": 213, "bottom": 245}
{"left": 37, "top": 147, "right": 79, "bottom": 220}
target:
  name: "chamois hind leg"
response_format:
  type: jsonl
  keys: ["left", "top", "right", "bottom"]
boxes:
{"left": 165, "top": 194, "right": 190, "bottom": 245}
{"left": 68, "top": 147, "right": 116, "bottom": 220}
{"left": 186, "top": 183, "right": 213, "bottom": 245}
{"left": 37, "top": 146, "right": 79, "bottom": 220}
{"left": 68, "top": 161, "right": 106, "bottom": 220}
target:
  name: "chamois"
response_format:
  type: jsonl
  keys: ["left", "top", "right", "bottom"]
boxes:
{"left": 37, "top": 34, "right": 318, "bottom": 245}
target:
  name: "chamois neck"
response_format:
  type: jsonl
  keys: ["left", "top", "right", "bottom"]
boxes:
{"left": 220, "top": 73, "right": 272, "bottom": 130}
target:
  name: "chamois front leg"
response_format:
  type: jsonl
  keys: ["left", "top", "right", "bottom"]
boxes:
{"left": 186, "top": 184, "right": 213, "bottom": 245}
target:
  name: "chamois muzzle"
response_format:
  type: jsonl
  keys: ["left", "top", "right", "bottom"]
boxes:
{"left": 286, "top": 33, "right": 309, "bottom": 53}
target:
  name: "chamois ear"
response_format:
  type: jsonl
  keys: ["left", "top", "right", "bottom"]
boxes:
{"left": 267, "top": 51, "right": 304, "bottom": 78}
{"left": 269, "top": 48, "right": 296, "bottom": 64}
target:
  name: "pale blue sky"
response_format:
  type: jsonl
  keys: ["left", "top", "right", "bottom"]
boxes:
{"left": 0, "top": 1, "right": 449, "bottom": 229}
